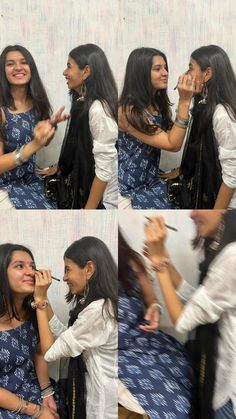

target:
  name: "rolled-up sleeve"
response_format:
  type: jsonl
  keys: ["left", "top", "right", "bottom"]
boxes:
{"left": 45, "top": 300, "right": 116, "bottom": 362}
{"left": 213, "top": 105, "right": 236, "bottom": 189}
{"left": 89, "top": 100, "right": 118, "bottom": 183}
{"left": 176, "top": 243, "right": 236, "bottom": 334}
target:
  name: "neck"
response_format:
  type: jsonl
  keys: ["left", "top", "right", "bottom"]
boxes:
{"left": 10, "top": 85, "right": 30, "bottom": 110}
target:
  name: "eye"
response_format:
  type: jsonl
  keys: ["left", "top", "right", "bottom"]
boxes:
{"left": 15, "top": 263, "right": 24, "bottom": 269}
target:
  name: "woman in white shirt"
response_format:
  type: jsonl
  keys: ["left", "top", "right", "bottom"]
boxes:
{"left": 166, "top": 45, "right": 236, "bottom": 209}
{"left": 144, "top": 211, "right": 236, "bottom": 419}
{"left": 39, "top": 43, "right": 118, "bottom": 209}
{"left": 33, "top": 236, "right": 118, "bottom": 419}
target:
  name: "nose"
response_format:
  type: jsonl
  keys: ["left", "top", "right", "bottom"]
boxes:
{"left": 63, "top": 68, "right": 67, "bottom": 76}
{"left": 63, "top": 273, "right": 68, "bottom": 282}
{"left": 25, "top": 266, "right": 35, "bottom": 276}
{"left": 162, "top": 68, "right": 168, "bottom": 76}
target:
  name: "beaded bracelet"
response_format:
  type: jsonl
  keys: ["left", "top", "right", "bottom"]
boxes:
{"left": 31, "top": 299, "right": 49, "bottom": 309}
{"left": 151, "top": 258, "right": 170, "bottom": 272}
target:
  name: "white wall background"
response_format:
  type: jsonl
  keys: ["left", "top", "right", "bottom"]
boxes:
{"left": 118, "top": 210, "right": 199, "bottom": 339}
{"left": 0, "top": 0, "right": 235, "bottom": 169}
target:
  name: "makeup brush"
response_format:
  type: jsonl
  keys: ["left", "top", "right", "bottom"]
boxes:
{"left": 144, "top": 216, "right": 178, "bottom": 232}
{"left": 35, "top": 270, "right": 60, "bottom": 282}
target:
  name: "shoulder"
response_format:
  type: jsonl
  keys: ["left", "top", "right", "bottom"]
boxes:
{"left": 89, "top": 100, "right": 111, "bottom": 118}
{"left": 213, "top": 104, "right": 235, "bottom": 125}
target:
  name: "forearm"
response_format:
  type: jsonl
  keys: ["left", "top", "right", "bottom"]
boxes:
{"left": 155, "top": 269, "right": 184, "bottom": 324}
{"left": 34, "top": 349, "right": 50, "bottom": 389}
{"left": 0, "top": 388, "right": 39, "bottom": 416}
{"left": 214, "top": 181, "right": 235, "bottom": 209}
{"left": 84, "top": 175, "right": 107, "bottom": 209}
{"left": 0, "top": 140, "right": 39, "bottom": 174}
{"left": 138, "top": 271, "right": 159, "bottom": 307}
{"left": 36, "top": 308, "right": 55, "bottom": 355}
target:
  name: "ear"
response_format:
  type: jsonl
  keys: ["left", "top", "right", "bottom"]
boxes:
{"left": 85, "top": 260, "right": 95, "bottom": 280}
{"left": 82, "top": 65, "right": 91, "bottom": 81}
{"left": 204, "top": 66, "right": 213, "bottom": 83}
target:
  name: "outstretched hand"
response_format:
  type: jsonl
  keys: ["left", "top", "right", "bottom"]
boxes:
{"left": 50, "top": 106, "right": 70, "bottom": 128}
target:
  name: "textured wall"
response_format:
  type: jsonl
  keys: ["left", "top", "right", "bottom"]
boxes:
{"left": 0, "top": 0, "right": 235, "bottom": 169}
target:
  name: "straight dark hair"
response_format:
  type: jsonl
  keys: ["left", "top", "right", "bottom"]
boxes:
{"left": 118, "top": 229, "right": 146, "bottom": 295}
{"left": 65, "top": 236, "right": 118, "bottom": 322}
{"left": 69, "top": 43, "right": 118, "bottom": 122}
{"left": 0, "top": 243, "right": 37, "bottom": 326}
{"left": 0, "top": 45, "right": 52, "bottom": 119}
{"left": 191, "top": 45, "right": 236, "bottom": 130}
{"left": 119, "top": 47, "right": 173, "bottom": 134}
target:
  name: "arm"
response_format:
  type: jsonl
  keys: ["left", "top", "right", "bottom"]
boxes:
{"left": 214, "top": 182, "right": 235, "bottom": 209}
{"left": 84, "top": 175, "right": 107, "bottom": 209}
{"left": 119, "top": 75, "right": 202, "bottom": 152}
{"left": 84, "top": 101, "right": 117, "bottom": 209}
{"left": 0, "top": 120, "right": 55, "bottom": 174}
{"left": 34, "top": 345, "right": 57, "bottom": 415}
{"left": 213, "top": 105, "right": 236, "bottom": 208}
{"left": 0, "top": 388, "right": 55, "bottom": 418}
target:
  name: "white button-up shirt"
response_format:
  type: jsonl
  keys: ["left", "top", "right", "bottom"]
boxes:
{"left": 45, "top": 299, "right": 118, "bottom": 419}
{"left": 176, "top": 242, "right": 236, "bottom": 414}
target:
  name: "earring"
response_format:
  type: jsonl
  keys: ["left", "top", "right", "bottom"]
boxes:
{"left": 77, "top": 81, "right": 87, "bottom": 102}
{"left": 209, "top": 218, "right": 225, "bottom": 250}
{"left": 79, "top": 281, "right": 89, "bottom": 305}
{"left": 198, "top": 83, "right": 208, "bottom": 105}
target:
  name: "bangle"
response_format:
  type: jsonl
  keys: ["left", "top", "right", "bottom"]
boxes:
{"left": 13, "top": 145, "right": 28, "bottom": 166}
{"left": 31, "top": 299, "right": 49, "bottom": 309}
{"left": 150, "top": 302, "right": 163, "bottom": 316}
{"left": 32, "top": 404, "right": 45, "bottom": 419}
{"left": 12, "top": 396, "right": 24, "bottom": 413}
{"left": 41, "top": 390, "right": 55, "bottom": 399}
{"left": 151, "top": 258, "right": 170, "bottom": 272}
{"left": 174, "top": 115, "right": 189, "bottom": 129}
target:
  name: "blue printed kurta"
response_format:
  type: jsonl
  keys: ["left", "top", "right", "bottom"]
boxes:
{"left": 0, "top": 107, "right": 57, "bottom": 209}
{"left": 118, "top": 292, "right": 194, "bottom": 419}
{"left": 118, "top": 113, "right": 177, "bottom": 209}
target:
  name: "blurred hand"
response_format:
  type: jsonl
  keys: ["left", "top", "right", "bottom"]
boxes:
{"left": 33, "top": 120, "right": 55, "bottom": 149}
{"left": 159, "top": 168, "right": 180, "bottom": 180}
{"left": 50, "top": 106, "right": 70, "bottom": 128}
{"left": 177, "top": 74, "right": 202, "bottom": 101}
{"left": 42, "top": 395, "right": 59, "bottom": 418}
{"left": 35, "top": 164, "right": 58, "bottom": 176}
{"left": 144, "top": 217, "right": 167, "bottom": 262}
{"left": 139, "top": 303, "right": 160, "bottom": 332}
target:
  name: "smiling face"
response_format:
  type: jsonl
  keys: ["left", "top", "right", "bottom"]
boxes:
{"left": 7, "top": 251, "right": 35, "bottom": 298}
{"left": 63, "top": 257, "right": 89, "bottom": 296}
{"left": 63, "top": 56, "right": 90, "bottom": 93}
{"left": 5, "top": 51, "right": 31, "bottom": 87}
{"left": 190, "top": 210, "right": 225, "bottom": 238}
{"left": 150, "top": 55, "right": 168, "bottom": 92}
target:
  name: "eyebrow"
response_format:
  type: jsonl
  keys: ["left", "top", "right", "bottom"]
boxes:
{"left": 11, "top": 260, "right": 34, "bottom": 265}
{"left": 6, "top": 59, "right": 27, "bottom": 63}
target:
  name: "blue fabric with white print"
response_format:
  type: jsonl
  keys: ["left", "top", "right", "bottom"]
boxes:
{"left": 0, "top": 107, "right": 57, "bottom": 209}
{"left": 118, "top": 292, "right": 194, "bottom": 419}
{"left": 118, "top": 112, "right": 177, "bottom": 209}
{"left": 0, "top": 321, "right": 41, "bottom": 418}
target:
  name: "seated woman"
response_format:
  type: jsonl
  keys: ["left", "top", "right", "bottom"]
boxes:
{"left": 0, "top": 45, "right": 68, "bottom": 210}
{"left": 118, "top": 47, "right": 201, "bottom": 209}
{"left": 0, "top": 243, "right": 58, "bottom": 418}
{"left": 32, "top": 236, "right": 118, "bottom": 419}
{"left": 144, "top": 211, "right": 236, "bottom": 418}
{"left": 39, "top": 44, "right": 118, "bottom": 209}
{"left": 165, "top": 45, "right": 236, "bottom": 209}
{"left": 118, "top": 230, "right": 194, "bottom": 419}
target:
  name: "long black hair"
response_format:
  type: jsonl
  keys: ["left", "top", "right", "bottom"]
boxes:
{"left": 118, "top": 229, "right": 146, "bottom": 295}
{"left": 65, "top": 236, "right": 117, "bottom": 323}
{"left": 191, "top": 45, "right": 236, "bottom": 130}
{"left": 0, "top": 45, "right": 52, "bottom": 119}
{"left": 64, "top": 236, "right": 117, "bottom": 419}
{"left": 119, "top": 47, "right": 173, "bottom": 134}
{"left": 0, "top": 243, "right": 37, "bottom": 326}
{"left": 190, "top": 210, "right": 236, "bottom": 418}
{"left": 59, "top": 44, "right": 118, "bottom": 208}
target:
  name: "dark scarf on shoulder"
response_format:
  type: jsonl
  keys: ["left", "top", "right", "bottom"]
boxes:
{"left": 191, "top": 210, "right": 236, "bottom": 418}
{"left": 180, "top": 100, "right": 222, "bottom": 208}
{"left": 66, "top": 303, "right": 88, "bottom": 419}
{"left": 58, "top": 100, "right": 97, "bottom": 209}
